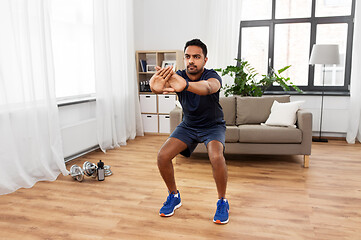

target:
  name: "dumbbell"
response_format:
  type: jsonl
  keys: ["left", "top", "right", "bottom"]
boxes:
{"left": 83, "top": 161, "right": 98, "bottom": 178}
{"left": 104, "top": 165, "right": 112, "bottom": 176}
{"left": 70, "top": 161, "right": 113, "bottom": 182}
{"left": 70, "top": 164, "right": 84, "bottom": 182}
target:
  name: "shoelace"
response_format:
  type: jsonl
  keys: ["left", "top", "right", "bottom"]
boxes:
{"left": 216, "top": 198, "right": 227, "bottom": 214}
{"left": 163, "top": 192, "right": 176, "bottom": 206}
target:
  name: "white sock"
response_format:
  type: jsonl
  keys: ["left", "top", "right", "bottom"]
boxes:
{"left": 173, "top": 193, "right": 179, "bottom": 198}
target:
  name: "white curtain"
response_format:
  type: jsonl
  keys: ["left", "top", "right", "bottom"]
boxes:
{"left": 0, "top": 0, "right": 69, "bottom": 195}
{"left": 94, "top": 0, "right": 143, "bottom": 152}
{"left": 346, "top": 0, "right": 361, "bottom": 144}
{"left": 204, "top": 0, "right": 242, "bottom": 93}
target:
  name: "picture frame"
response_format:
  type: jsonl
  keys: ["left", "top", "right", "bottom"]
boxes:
{"left": 161, "top": 60, "right": 177, "bottom": 71}
{"left": 146, "top": 65, "right": 156, "bottom": 72}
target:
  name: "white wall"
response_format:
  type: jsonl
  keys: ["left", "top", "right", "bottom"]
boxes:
{"left": 133, "top": 0, "right": 207, "bottom": 51}
{"left": 291, "top": 95, "right": 349, "bottom": 137}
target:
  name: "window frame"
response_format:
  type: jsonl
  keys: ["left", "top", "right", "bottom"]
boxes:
{"left": 237, "top": 0, "right": 356, "bottom": 93}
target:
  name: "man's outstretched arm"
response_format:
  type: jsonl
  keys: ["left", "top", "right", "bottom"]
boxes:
{"left": 169, "top": 73, "right": 221, "bottom": 95}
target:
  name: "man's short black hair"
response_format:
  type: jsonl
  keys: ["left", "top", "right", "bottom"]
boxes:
{"left": 184, "top": 39, "right": 208, "bottom": 58}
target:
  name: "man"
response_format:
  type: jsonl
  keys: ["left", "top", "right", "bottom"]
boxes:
{"left": 149, "top": 39, "right": 229, "bottom": 224}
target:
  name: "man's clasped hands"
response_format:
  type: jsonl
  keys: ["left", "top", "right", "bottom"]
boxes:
{"left": 149, "top": 66, "right": 187, "bottom": 94}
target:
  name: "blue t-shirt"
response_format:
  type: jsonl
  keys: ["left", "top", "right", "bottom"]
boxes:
{"left": 176, "top": 68, "right": 225, "bottom": 128}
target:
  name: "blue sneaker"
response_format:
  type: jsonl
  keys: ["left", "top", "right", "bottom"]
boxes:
{"left": 213, "top": 198, "right": 229, "bottom": 224}
{"left": 159, "top": 191, "right": 182, "bottom": 217}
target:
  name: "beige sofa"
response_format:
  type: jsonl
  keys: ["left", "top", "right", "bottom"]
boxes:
{"left": 170, "top": 95, "right": 312, "bottom": 167}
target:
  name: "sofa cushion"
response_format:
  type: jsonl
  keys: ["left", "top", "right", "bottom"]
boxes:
{"left": 236, "top": 95, "right": 290, "bottom": 125}
{"left": 219, "top": 96, "right": 236, "bottom": 126}
{"left": 264, "top": 100, "right": 304, "bottom": 127}
{"left": 225, "top": 126, "right": 239, "bottom": 143}
{"left": 237, "top": 124, "right": 302, "bottom": 143}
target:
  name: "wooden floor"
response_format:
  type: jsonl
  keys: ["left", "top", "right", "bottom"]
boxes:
{"left": 1, "top": 135, "right": 361, "bottom": 240}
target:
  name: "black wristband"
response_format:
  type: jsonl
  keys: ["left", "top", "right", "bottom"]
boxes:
{"left": 183, "top": 79, "right": 189, "bottom": 91}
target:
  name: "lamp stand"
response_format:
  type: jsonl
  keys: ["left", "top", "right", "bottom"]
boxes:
{"left": 313, "top": 64, "right": 328, "bottom": 143}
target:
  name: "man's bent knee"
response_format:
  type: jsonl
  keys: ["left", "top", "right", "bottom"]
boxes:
{"left": 157, "top": 149, "right": 173, "bottom": 165}
{"left": 209, "top": 153, "right": 225, "bottom": 165}
{"left": 157, "top": 137, "right": 187, "bottom": 165}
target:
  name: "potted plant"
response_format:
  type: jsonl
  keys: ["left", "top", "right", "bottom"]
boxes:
{"left": 215, "top": 58, "right": 302, "bottom": 97}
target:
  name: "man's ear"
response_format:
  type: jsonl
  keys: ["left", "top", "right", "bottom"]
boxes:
{"left": 204, "top": 57, "right": 208, "bottom": 64}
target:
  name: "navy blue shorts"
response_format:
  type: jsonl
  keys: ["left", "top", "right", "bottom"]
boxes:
{"left": 170, "top": 122, "right": 226, "bottom": 157}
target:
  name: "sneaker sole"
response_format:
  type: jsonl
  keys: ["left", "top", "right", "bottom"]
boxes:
{"left": 159, "top": 202, "right": 182, "bottom": 217}
{"left": 213, "top": 218, "right": 229, "bottom": 224}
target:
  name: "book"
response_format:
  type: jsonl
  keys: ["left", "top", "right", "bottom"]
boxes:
{"left": 140, "top": 60, "right": 147, "bottom": 72}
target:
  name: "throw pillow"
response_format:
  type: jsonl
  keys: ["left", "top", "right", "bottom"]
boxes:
{"left": 264, "top": 100, "right": 304, "bottom": 127}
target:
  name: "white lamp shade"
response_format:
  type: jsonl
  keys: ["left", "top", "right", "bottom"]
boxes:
{"left": 309, "top": 44, "right": 340, "bottom": 65}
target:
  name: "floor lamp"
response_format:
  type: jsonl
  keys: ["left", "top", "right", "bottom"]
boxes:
{"left": 309, "top": 44, "right": 340, "bottom": 142}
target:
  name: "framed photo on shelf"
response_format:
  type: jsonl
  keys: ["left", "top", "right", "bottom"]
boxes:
{"left": 146, "top": 65, "right": 156, "bottom": 72}
{"left": 161, "top": 60, "right": 177, "bottom": 71}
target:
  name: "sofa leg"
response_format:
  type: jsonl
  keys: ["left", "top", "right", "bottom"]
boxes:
{"left": 303, "top": 155, "right": 310, "bottom": 168}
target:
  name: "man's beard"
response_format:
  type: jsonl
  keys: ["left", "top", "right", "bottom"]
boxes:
{"left": 186, "top": 64, "right": 202, "bottom": 75}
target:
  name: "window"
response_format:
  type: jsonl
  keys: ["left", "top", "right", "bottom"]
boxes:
{"left": 241, "top": 27, "right": 269, "bottom": 80}
{"left": 315, "top": 23, "right": 348, "bottom": 86}
{"left": 238, "top": 0, "right": 355, "bottom": 93}
{"left": 274, "top": 23, "right": 311, "bottom": 86}
{"left": 50, "top": 0, "right": 95, "bottom": 99}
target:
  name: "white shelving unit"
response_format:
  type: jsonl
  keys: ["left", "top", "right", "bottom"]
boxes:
{"left": 136, "top": 50, "right": 184, "bottom": 134}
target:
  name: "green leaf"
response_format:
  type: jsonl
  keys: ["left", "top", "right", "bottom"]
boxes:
{"left": 278, "top": 65, "right": 291, "bottom": 74}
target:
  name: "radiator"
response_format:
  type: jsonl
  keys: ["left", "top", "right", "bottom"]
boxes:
{"left": 61, "top": 118, "right": 98, "bottom": 158}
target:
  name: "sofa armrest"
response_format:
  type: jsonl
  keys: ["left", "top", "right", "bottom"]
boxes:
{"left": 170, "top": 106, "right": 182, "bottom": 133}
{"left": 297, "top": 109, "right": 312, "bottom": 155}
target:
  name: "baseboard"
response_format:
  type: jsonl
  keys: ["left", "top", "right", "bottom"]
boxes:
{"left": 312, "top": 136, "right": 346, "bottom": 141}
